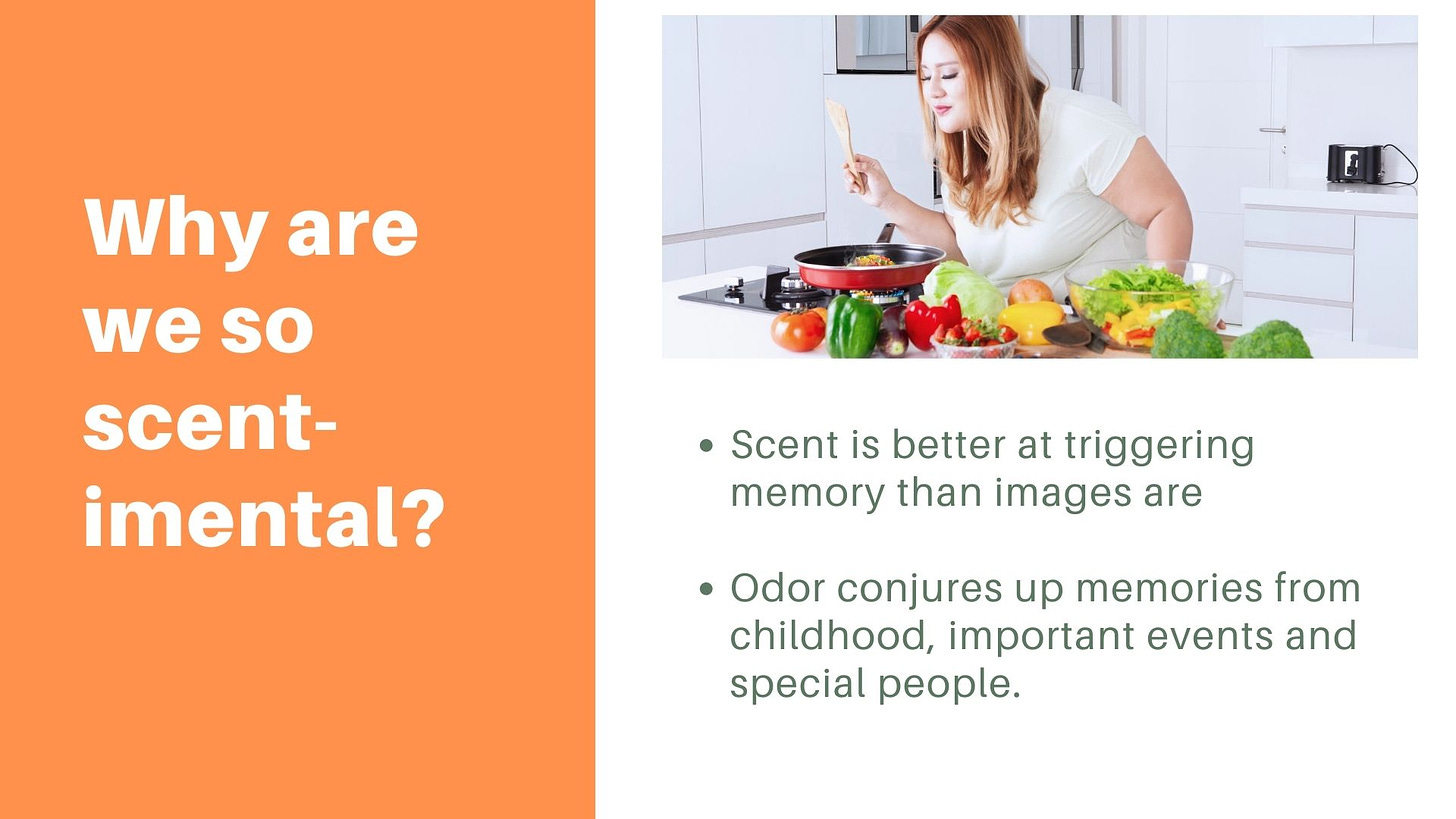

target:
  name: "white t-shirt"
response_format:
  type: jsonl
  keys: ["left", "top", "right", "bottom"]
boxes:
{"left": 942, "top": 87, "right": 1147, "bottom": 295}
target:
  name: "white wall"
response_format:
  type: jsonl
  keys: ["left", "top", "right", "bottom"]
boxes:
{"left": 1129, "top": 17, "right": 1419, "bottom": 186}
{"left": 1284, "top": 44, "right": 1418, "bottom": 181}
{"left": 822, "top": 74, "right": 933, "bottom": 246}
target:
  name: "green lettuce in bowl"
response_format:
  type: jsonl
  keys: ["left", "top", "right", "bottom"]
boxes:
{"left": 1064, "top": 260, "right": 1233, "bottom": 349}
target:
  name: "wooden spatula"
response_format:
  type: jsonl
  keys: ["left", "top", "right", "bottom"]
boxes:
{"left": 825, "top": 98, "right": 864, "bottom": 191}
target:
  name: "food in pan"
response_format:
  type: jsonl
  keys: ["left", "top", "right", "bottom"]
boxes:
{"left": 851, "top": 253, "right": 896, "bottom": 267}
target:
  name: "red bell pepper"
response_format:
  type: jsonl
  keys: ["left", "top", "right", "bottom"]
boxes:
{"left": 904, "top": 294, "right": 962, "bottom": 350}
{"left": 1126, "top": 327, "right": 1155, "bottom": 341}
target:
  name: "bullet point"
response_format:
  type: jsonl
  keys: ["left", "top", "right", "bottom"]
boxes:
{"left": 700, "top": 582, "right": 713, "bottom": 595}
{"left": 699, "top": 439, "right": 713, "bottom": 452}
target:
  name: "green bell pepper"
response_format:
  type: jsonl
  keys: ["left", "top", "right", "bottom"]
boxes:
{"left": 826, "top": 295, "right": 883, "bottom": 359}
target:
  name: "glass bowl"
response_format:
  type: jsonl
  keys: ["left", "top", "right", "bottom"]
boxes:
{"left": 1064, "top": 259, "right": 1233, "bottom": 350}
{"left": 930, "top": 337, "right": 1018, "bottom": 359}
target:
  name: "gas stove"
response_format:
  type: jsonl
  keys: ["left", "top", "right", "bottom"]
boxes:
{"left": 678, "top": 265, "right": 924, "bottom": 315}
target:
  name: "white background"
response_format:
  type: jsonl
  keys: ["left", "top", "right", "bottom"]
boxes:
{"left": 600, "top": 3, "right": 1454, "bottom": 816}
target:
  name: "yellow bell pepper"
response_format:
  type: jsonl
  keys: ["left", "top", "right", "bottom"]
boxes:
{"left": 996, "top": 301, "right": 1065, "bottom": 346}
{"left": 1099, "top": 299, "right": 1197, "bottom": 348}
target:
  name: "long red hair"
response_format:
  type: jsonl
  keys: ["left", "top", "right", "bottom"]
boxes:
{"left": 917, "top": 16, "right": 1047, "bottom": 228}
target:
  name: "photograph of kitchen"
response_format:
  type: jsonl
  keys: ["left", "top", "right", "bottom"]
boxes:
{"left": 662, "top": 15, "right": 1419, "bottom": 358}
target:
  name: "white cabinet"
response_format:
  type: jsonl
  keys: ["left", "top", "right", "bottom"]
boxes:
{"left": 1264, "top": 16, "right": 1372, "bottom": 47}
{"left": 697, "top": 16, "right": 826, "bottom": 229}
{"left": 1241, "top": 204, "right": 1354, "bottom": 340}
{"left": 1353, "top": 216, "right": 1417, "bottom": 348}
{"left": 662, "top": 17, "right": 704, "bottom": 236}
{"left": 1374, "top": 16, "right": 1418, "bottom": 44}
{"left": 1241, "top": 202, "right": 1416, "bottom": 348}
{"left": 822, "top": 74, "right": 932, "bottom": 246}
{"left": 1262, "top": 15, "right": 1414, "bottom": 47}
{"left": 662, "top": 16, "right": 832, "bottom": 278}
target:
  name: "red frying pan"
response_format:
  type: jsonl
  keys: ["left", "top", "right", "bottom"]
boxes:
{"left": 793, "top": 224, "right": 946, "bottom": 291}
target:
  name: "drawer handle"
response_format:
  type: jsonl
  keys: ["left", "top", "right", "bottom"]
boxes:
{"left": 1259, "top": 127, "right": 1286, "bottom": 133}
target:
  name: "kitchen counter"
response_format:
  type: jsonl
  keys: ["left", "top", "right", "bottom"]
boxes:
{"left": 1241, "top": 178, "right": 1417, "bottom": 215}
{"left": 664, "top": 268, "right": 1416, "bottom": 359}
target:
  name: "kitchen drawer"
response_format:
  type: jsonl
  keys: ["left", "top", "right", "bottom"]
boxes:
{"left": 1243, "top": 208, "right": 1353, "bottom": 249}
{"left": 1241, "top": 297, "right": 1352, "bottom": 340}
{"left": 705, "top": 221, "right": 826, "bottom": 273}
{"left": 1243, "top": 247, "right": 1353, "bottom": 303}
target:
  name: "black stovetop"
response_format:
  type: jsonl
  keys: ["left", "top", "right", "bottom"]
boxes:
{"left": 679, "top": 266, "right": 924, "bottom": 315}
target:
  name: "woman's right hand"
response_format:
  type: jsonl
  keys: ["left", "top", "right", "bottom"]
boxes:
{"left": 843, "top": 154, "right": 895, "bottom": 208}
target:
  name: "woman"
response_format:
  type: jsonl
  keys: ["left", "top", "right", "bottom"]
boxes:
{"left": 846, "top": 15, "right": 1192, "bottom": 297}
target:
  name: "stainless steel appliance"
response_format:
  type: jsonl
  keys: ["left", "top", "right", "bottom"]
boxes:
{"left": 834, "top": 16, "right": 921, "bottom": 73}
{"left": 834, "top": 15, "right": 1089, "bottom": 89}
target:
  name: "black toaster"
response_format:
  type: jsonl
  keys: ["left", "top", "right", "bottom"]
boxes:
{"left": 1327, "top": 144, "right": 1382, "bottom": 183}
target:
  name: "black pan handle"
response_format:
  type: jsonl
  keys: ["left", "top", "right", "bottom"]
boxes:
{"left": 761, "top": 265, "right": 791, "bottom": 301}
{"left": 876, "top": 223, "right": 896, "bottom": 243}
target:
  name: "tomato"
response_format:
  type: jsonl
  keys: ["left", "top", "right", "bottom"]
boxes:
{"left": 770, "top": 310, "right": 826, "bottom": 352}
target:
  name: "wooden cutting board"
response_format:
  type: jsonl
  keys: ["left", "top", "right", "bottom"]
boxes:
{"left": 1017, "top": 332, "right": 1235, "bottom": 358}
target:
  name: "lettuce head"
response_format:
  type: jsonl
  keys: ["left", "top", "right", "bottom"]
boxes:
{"left": 922, "top": 261, "right": 1006, "bottom": 322}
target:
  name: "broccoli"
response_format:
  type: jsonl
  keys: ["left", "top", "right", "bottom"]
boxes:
{"left": 1151, "top": 310, "right": 1225, "bottom": 358}
{"left": 1229, "top": 319, "right": 1313, "bottom": 359}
